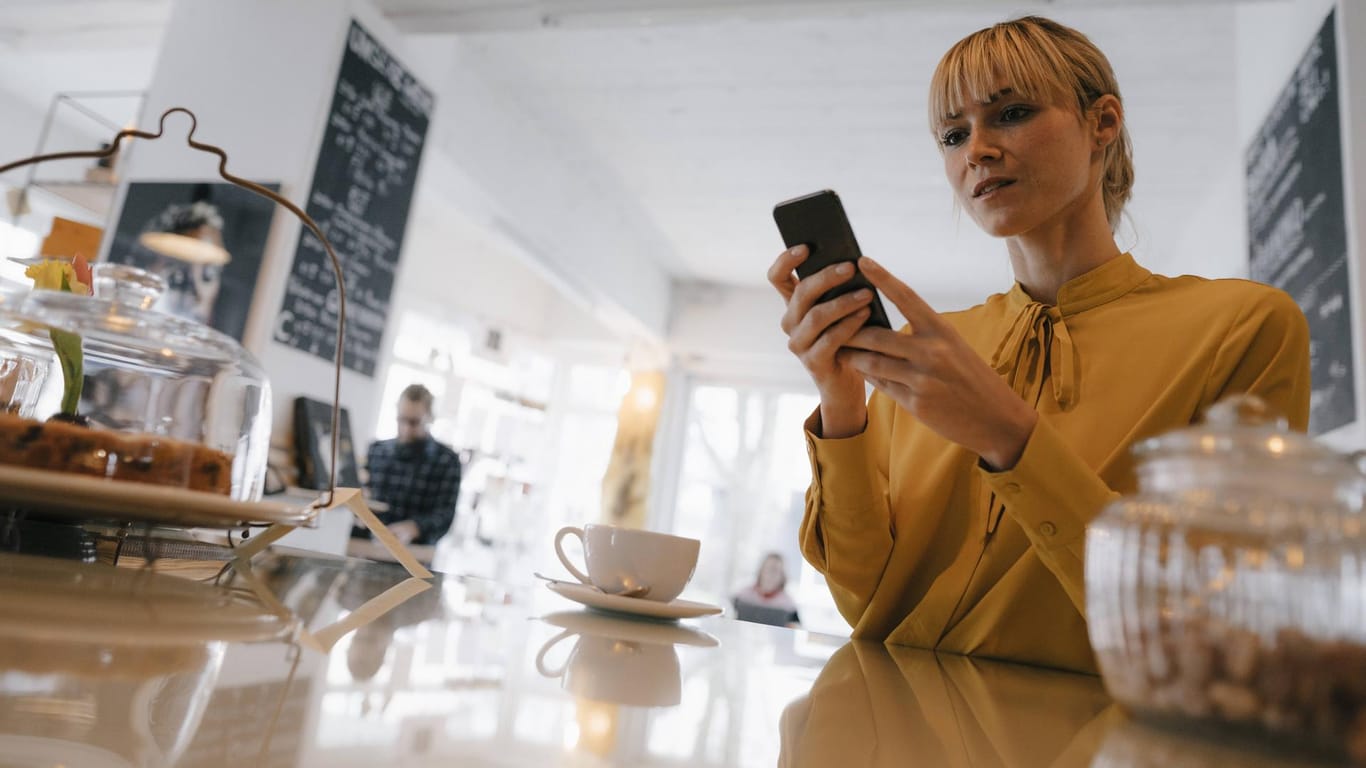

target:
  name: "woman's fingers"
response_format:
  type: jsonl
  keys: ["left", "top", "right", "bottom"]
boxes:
{"left": 781, "top": 261, "right": 863, "bottom": 335}
{"left": 842, "top": 328, "right": 946, "bottom": 374}
{"left": 767, "top": 245, "right": 807, "bottom": 301}
{"left": 788, "top": 289, "right": 872, "bottom": 357}
{"left": 859, "top": 256, "right": 946, "bottom": 334}
{"left": 862, "top": 373, "right": 910, "bottom": 402}
{"left": 843, "top": 348, "right": 917, "bottom": 384}
{"left": 804, "top": 306, "right": 871, "bottom": 363}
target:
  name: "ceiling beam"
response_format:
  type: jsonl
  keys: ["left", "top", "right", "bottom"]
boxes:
{"left": 0, "top": 24, "right": 163, "bottom": 51}
{"left": 377, "top": 0, "right": 1278, "bottom": 34}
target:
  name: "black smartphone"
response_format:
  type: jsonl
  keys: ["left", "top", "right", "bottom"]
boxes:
{"left": 773, "top": 190, "right": 892, "bottom": 329}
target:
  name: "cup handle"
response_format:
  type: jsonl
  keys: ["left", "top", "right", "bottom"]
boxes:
{"left": 554, "top": 526, "right": 592, "bottom": 585}
{"left": 534, "top": 629, "right": 577, "bottom": 678}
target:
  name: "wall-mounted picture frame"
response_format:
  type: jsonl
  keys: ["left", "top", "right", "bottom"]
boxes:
{"left": 106, "top": 180, "right": 280, "bottom": 341}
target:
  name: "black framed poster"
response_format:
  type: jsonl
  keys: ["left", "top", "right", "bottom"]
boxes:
{"left": 274, "top": 20, "right": 434, "bottom": 377}
{"left": 108, "top": 181, "right": 279, "bottom": 341}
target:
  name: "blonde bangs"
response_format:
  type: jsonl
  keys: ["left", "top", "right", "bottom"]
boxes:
{"left": 928, "top": 21, "right": 1085, "bottom": 134}
{"left": 926, "top": 16, "right": 1134, "bottom": 229}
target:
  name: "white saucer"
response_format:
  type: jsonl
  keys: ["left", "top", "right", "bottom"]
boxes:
{"left": 546, "top": 581, "right": 723, "bottom": 621}
{"left": 539, "top": 610, "right": 719, "bottom": 647}
{"left": 0, "top": 464, "right": 316, "bottom": 528}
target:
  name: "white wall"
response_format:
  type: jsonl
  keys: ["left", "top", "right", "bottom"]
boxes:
{"left": 1236, "top": 0, "right": 1365, "bottom": 448}
{"left": 412, "top": 37, "right": 675, "bottom": 343}
{"left": 116, "top": 0, "right": 438, "bottom": 450}
{"left": 667, "top": 281, "right": 807, "bottom": 387}
{"left": 0, "top": 85, "right": 120, "bottom": 190}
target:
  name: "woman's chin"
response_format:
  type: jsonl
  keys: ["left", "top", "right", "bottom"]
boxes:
{"left": 977, "top": 217, "right": 1034, "bottom": 240}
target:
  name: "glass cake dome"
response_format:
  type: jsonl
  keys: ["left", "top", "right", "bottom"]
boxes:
{"left": 0, "top": 262, "right": 271, "bottom": 501}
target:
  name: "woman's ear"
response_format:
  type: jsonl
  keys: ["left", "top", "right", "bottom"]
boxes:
{"left": 1091, "top": 94, "right": 1123, "bottom": 150}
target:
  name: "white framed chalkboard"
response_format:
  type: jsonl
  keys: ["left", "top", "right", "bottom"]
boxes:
{"left": 274, "top": 20, "right": 434, "bottom": 377}
{"left": 1247, "top": 8, "right": 1355, "bottom": 436}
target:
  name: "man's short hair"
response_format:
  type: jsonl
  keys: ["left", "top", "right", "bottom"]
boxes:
{"left": 400, "top": 383, "right": 434, "bottom": 414}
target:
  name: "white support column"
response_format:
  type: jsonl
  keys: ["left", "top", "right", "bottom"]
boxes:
{"left": 111, "top": 0, "right": 434, "bottom": 448}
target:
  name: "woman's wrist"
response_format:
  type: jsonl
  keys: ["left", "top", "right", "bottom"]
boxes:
{"left": 816, "top": 380, "right": 868, "bottom": 439}
{"left": 980, "top": 405, "right": 1038, "bottom": 471}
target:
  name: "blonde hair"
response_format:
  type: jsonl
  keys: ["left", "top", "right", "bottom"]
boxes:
{"left": 928, "top": 16, "right": 1134, "bottom": 230}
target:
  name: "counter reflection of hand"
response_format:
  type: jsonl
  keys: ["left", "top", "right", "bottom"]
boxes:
{"left": 387, "top": 520, "right": 419, "bottom": 544}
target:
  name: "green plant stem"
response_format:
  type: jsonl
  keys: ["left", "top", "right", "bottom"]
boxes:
{"left": 49, "top": 328, "right": 84, "bottom": 416}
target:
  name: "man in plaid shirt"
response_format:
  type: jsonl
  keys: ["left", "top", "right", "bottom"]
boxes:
{"left": 354, "top": 384, "right": 462, "bottom": 546}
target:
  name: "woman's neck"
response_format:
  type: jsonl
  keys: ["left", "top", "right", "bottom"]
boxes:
{"left": 1005, "top": 196, "right": 1122, "bottom": 305}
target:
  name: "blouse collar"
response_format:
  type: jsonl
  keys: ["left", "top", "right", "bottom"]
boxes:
{"left": 991, "top": 254, "right": 1150, "bottom": 409}
{"left": 1005, "top": 252, "right": 1150, "bottom": 318}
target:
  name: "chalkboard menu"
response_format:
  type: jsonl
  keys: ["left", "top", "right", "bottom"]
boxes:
{"left": 1247, "top": 9, "right": 1354, "bottom": 436}
{"left": 274, "top": 20, "right": 434, "bottom": 377}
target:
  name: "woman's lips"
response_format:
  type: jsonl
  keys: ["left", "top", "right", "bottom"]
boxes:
{"left": 973, "top": 178, "right": 1016, "bottom": 198}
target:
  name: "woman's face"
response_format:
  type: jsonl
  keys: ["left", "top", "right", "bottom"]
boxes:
{"left": 936, "top": 84, "right": 1101, "bottom": 239}
{"left": 758, "top": 557, "right": 785, "bottom": 593}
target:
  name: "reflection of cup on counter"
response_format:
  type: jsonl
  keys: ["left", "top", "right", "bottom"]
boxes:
{"left": 533, "top": 611, "right": 717, "bottom": 708}
{"left": 554, "top": 524, "right": 699, "bottom": 602}
{"left": 537, "top": 631, "right": 682, "bottom": 707}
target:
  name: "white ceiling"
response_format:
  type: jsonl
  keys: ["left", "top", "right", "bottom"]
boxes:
{"left": 0, "top": 0, "right": 1280, "bottom": 311}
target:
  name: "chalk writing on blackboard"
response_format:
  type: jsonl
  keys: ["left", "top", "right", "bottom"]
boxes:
{"left": 1246, "top": 9, "right": 1354, "bottom": 436}
{"left": 275, "top": 20, "right": 433, "bottom": 377}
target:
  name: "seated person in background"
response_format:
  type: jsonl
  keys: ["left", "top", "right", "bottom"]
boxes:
{"left": 733, "top": 552, "right": 801, "bottom": 627}
{"left": 353, "top": 384, "right": 461, "bottom": 546}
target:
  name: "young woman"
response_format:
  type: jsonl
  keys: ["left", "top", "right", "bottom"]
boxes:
{"left": 733, "top": 552, "right": 801, "bottom": 626}
{"left": 766, "top": 16, "right": 1310, "bottom": 673}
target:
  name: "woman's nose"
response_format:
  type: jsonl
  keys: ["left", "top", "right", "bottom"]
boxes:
{"left": 966, "top": 128, "right": 1002, "bottom": 166}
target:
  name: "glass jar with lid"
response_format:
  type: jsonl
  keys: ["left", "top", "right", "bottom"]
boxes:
{"left": 0, "top": 262, "right": 271, "bottom": 502}
{"left": 1085, "top": 395, "right": 1366, "bottom": 761}
{"left": 0, "top": 279, "right": 52, "bottom": 418}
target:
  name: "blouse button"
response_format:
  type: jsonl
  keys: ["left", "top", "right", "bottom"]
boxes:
{"left": 1039, "top": 521, "right": 1058, "bottom": 537}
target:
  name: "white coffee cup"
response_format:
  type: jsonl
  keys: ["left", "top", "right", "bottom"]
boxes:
{"left": 554, "top": 524, "right": 700, "bottom": 603}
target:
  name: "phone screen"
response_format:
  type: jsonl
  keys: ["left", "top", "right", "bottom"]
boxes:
{"left": 773, "top": 190, "right": 892, "bottom": 329}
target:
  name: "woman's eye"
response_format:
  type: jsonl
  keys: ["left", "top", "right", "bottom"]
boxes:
{"left": 1000, "top": 105, "right": 1032, "bottom": 122}
{"left": 940, "top": 128, "right": 967, "bottom": 147}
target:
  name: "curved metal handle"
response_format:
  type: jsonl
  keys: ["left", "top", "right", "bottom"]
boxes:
{"left": 0, "top": 107, "right": 347, "bottom": 509}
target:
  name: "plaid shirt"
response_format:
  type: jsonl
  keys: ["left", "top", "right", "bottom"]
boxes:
{"left": 358, "top": 436, "right": 462, "bottom": 545}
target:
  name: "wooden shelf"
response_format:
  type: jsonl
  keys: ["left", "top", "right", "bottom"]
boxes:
{"left": 30, "top": 180, "right": 117, "bottom": 219}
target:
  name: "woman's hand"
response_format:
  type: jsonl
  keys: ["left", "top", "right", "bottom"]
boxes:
{"left": 768, "top": 245, "right": 873, "bottom": 438}
{"left": 841, "top": 257, "right": 1038, "bottom": 470}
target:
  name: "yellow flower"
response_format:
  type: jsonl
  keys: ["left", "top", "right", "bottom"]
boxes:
{"left": 25, "top": 260, "right": 90, "bottom": 296}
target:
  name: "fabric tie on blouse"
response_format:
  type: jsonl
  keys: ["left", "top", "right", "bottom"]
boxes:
{"left": 989, "top": 300, "right": 1076, "bottom": 409}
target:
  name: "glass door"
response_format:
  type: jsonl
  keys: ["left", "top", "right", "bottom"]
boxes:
{"left": 664, "top": 381, "right": 847, "bottom": 637}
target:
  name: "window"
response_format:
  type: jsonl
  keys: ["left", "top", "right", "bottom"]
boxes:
{"left": 666, "top": 382, "right": 846, "bottom": 637}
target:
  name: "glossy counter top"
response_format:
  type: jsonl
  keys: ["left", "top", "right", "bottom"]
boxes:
{"left": 0, "top": 549, "right": 1348, "bottom": 767}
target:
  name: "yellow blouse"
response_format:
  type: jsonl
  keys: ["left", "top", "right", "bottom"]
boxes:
{"left": 800, "top": 254, "right": 1311, "bottom": 673}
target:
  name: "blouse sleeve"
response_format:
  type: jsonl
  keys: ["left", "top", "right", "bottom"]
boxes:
{"left": 1203, "top": 287, "right": 1312, "bottom": 430}
{"left": 978, "top": 418, "right": 1120, "bottom": 615}
{"left": 798, "top": 390, "right": 897, "bottom": 628}
{"left": 981, "top": 286, "right": 1312, "bottom": 616}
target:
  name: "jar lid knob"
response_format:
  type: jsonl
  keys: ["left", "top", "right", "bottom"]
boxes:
{"left": 90, "top": 263, "right": 165, "bottom": 311}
